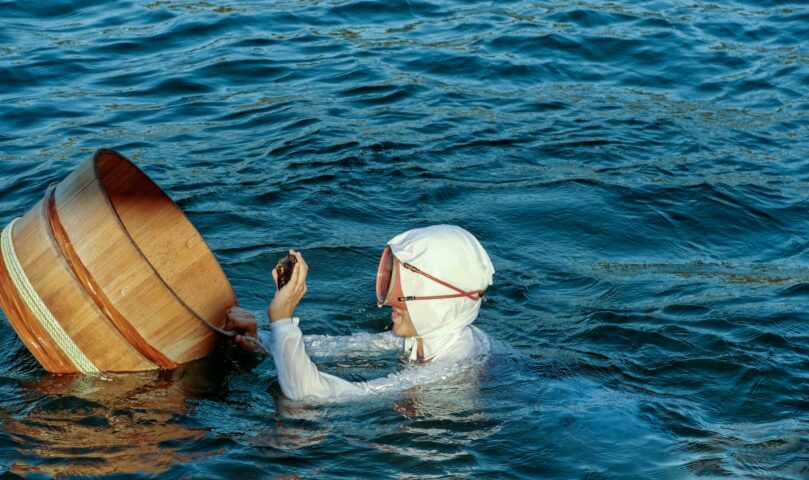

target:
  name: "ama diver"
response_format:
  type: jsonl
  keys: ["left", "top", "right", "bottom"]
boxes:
{"left": 224, "top": 224, "right": 495, "bottom": 401}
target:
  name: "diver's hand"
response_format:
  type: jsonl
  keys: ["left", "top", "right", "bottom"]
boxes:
{"left": 224, "top": 306, "right": 259, "bottom": 352}
{"left": 268, "top": 250, "right": 308, "bottom": 322}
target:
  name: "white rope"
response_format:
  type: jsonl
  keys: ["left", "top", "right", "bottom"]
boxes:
{"left": 1, "top": 218, "right": 99, "bottom": 374}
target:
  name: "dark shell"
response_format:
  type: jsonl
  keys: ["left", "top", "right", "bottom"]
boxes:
{"left": 275, "top": 254, "right": 297, "bottom": 289}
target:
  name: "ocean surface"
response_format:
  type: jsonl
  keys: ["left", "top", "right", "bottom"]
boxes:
{"left": 0, "top": 0, "right": 807, "bottom": 478}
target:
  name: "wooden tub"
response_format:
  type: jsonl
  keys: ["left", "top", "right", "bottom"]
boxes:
{"left": 0, "top": 149, "right": 236, "bottom": 373}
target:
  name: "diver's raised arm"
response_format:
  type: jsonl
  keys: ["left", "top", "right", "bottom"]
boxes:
{"left": 265, "top": 250, "right": 367, "bottom": 399}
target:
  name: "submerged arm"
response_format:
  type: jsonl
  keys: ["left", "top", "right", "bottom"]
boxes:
{"left": 258, "top": 329, "right": 402, "bottom": 357}
{"left": 302, "top": 330, "right": 402, "bottom": 357}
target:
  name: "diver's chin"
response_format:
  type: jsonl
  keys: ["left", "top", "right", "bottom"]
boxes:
{"left": 391, "top": 308, "right": 411, "bottom": 337}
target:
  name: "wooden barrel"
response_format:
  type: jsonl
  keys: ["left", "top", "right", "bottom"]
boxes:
{"left": 0, "top": 149, "right": 237, "bottom": 373}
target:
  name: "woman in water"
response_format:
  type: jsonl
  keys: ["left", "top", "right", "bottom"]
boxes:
{"left": 225, "top": 224, "right": 495, "bottom": 400}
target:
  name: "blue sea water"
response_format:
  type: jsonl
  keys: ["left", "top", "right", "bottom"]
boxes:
{"left": 0, "top": 0, "right": 808, "bottom": 477}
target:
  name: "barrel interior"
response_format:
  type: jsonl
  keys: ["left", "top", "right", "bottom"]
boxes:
{"left": 93, "top": 150, "right": 234, "bottom": 324}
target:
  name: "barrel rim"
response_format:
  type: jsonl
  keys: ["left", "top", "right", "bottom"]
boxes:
{"left": 90, "top": 148, "right": 237, "bottom": 323}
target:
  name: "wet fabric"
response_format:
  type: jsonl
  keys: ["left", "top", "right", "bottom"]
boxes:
{"left": 260, "top": 319, "right": 490, "bottom": 400}
{"left": 263, "top": 225, "right": 495, "bottom": 401}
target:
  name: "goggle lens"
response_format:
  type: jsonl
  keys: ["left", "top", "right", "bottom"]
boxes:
{"left": 375, "top": 246, "right": 393, "bottom": 306}
{"left": 376, "top": 246, "right": 407, "bottom": 309}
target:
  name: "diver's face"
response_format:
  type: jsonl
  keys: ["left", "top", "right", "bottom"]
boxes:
{"left": 391, "top": 306, "right": 418, "bottom": 337}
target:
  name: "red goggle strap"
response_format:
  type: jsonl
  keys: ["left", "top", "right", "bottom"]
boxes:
{"left": 395, "top": 263, "right": 486, "bottom": 302}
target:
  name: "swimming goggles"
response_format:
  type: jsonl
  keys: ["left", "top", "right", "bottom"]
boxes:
{"left": 375, "top": 246, "right": 485, "bottom": 309}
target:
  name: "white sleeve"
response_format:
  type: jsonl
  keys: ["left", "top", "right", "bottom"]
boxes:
{"left": 265, "top": 317, "right": 366, "bottom": 400}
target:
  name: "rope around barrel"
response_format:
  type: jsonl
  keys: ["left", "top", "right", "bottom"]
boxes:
{"left": 1, "top": 218, "right": 100, "bottom": 374}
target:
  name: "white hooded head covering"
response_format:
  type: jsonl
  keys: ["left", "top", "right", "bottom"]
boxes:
{"left": 387, "top": 225, "right": 495, "bottom": 362}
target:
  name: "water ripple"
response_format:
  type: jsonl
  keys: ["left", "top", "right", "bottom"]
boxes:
{"left": 0, "top": 0, "right": 808, "bottom": 478}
